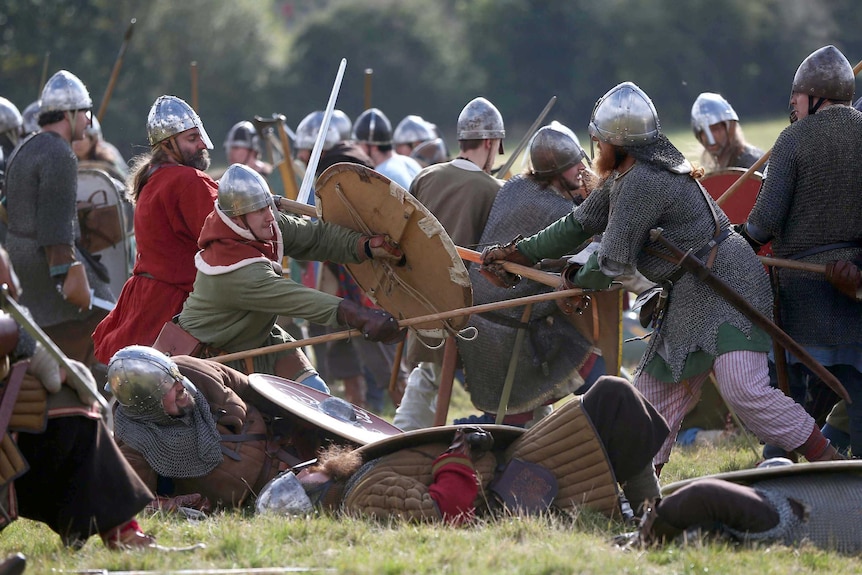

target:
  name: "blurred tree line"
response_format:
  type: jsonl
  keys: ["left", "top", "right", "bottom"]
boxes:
{"left": 1, "top": 0, "right": 860, "bottom": 163}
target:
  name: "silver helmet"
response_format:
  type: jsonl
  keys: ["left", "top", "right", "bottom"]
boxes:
{"left": 352, "top": 108, "right": 393, "bottom": 146}
{"left": 411, "top": 137, "right": 449, "bottom": 167}
{"left": 256, "top": 471, "right": 314, "bottom": 516}
{"left": 218, "top": 163, "right": 273, "bottom": 217}
{"left": 146, "top": 95, "right": 213, "bottom": 149}
{"left": 21, "top": 101, "right": 40, "bottom": 134}
{"left": 457, "top": 97, "right": 505, "bottom": 141}
{"left": 39, "top": 70, "right": 92, "bottom": 114}
{"left": 529, "top": 121, "right": 587, "bottom": 176}
{"left": 223, "top": 121, "right": 259, "bottom": 154}
{"left": 791, "top": 45, "right": 855, "bottom": 102}
{"left": 294, "top": 111, "right": 339, "bottom": 151}
{"left": 691, "top": 92, "right": 739, "bottom": 146}
{"left": 331, "top": 110, "right": 352, "bottom": 142}
{"left": 393, "top": 115, "right": 436, "bottom": 146}
{"left": 107, "top": 345, "right": 184, "bottom": 417}
{"left": 0, "top": 97, "right": 23, "bottom": 144}
{"left": 589, "top": 82, "right": 660, "bottom": 147}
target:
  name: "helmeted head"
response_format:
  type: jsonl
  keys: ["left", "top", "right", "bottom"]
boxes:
{"left": 457, "top": 97, "right": 505, "bottom": 144}
{"left": 691, "top": 92, "right": 739, "bottom": 146}
{"left": 792, "top": 45, "right": 854, "bottom": 103}
{"left": 256, "top": 471, "right": 315, "bottom": 516}
{"left": 218, "top": 163, "right": 273, "bottom": 217}
{"left": 223, "top": 120, "right": 260, "bottom": 164}
{"left": 146, "top": 95, "right": 213, "bottom": 149}
{"left": 410, "top": 137, "right": 449, "bottom": 167}
{"left": 40, "top": 70, "right": 92, "bottom": 115}
{"left": 589, "top": 82, "right": 659, "bottom": 148}
{"left": 393, "top": 115, "right": 436, "bottom": 147}
{"left": 352, "top": 108, "right": 393, "bottom": 146}
{"left": 331, "top": 110, "right": 353, "bottom": 142}
{"left": 294, "top": 111, "right": 340, "bottom": 152}
{"left": 21, "top": 101, "right": 40, "bottom": 135}
{"left": 0, "top": 97, "right": 23, "bottom": 143}
{"left": 529, "top": 121, "right": 587, "bottom": 177}
{"left": 107, "top": 345, "right": 185, "bottom": 418}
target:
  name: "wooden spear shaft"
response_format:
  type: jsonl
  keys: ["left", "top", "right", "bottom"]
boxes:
{"left": 759, "top": 256, "right": 826, "bottom": 274}
{"left": 717, "top": 57, "right": 862, "bottom": 207}
{"left": 210, "top": 286, "right": 591, "bottom": 364}
{"left": 96, "top": 18, "right": 136, "bottom": 124}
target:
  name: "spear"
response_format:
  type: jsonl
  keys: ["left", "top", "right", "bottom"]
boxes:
{"left": 96, "top": 18, "right": 136, "bottom": 124}
{"left": 495, "top": 95, "right": 556, "bottom": 179}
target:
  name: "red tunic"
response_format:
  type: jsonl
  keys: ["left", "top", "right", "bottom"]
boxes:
{"left": 92, "top": 164, "right": 218, "bottom": 363}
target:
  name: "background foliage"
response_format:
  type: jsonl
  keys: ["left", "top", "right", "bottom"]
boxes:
{"left": 2, "top": 0, "right": 861, "bottom": 161}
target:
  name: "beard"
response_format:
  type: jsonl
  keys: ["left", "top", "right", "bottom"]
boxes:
{"left": 183, "top": 147, "right": 211, "bottom": 171}
{"left": 593, "top": 143, "right": 628, "bottom": 179}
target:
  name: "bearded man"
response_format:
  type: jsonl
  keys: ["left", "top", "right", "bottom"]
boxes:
{"left": 92, "top": 96, "right": 219, "bottom": 363}
{"left": 482, "top": 82, "right": 841, "bottom": 472}
{"left": 690, "top": 92, "right": 764, "bottom": 171}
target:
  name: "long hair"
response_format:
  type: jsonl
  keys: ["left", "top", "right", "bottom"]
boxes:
{"left": 126, "top": 146, "right": 171, "bottom": 204}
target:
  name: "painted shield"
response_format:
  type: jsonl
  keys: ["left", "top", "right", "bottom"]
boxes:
{"left": 315, "top": 163, "right": 472, "bottom": 337}
{"left": 662, "top": 460, "right": 862, "bottom": 496}
{"left": 77, "top": 168, "right": 135, "bottom": 299}
{"left": 249, "top": 373, "right": 402, "bottom": 446}
{"left": 355, "top": 423, "right": 525, "bottom": 462}
{"left": 700, "top": 167, "right": 763, "bottom": 224}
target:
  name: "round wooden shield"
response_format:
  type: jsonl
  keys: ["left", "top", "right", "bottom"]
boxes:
{"left": 662, "top": 460, "right": 862, "bottom": 497}
{"left": 355, "top": 424, "right": 525, "bottom": 462}
{"left": 315, "top": 163, "right": 472, "bottom": 337}
{"left": 249, "top": 373, "right": 402, "bottom": 446}
{"left": 77, "top": 168, "right": 135, "bottom": 298}
{"left": 700, "top": 167, "right": 763, "bottom": 225}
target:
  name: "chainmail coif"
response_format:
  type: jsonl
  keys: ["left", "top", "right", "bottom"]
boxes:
{"left": 114, "top": 381, "right": 223, "bottom": 478}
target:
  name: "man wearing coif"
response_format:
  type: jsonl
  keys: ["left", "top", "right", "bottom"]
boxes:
{"left": 177, "top": 163, "right": 405, "bottom": 392}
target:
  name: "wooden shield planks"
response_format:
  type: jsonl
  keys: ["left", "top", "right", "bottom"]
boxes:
{"left": 250, "top": 373, "right": 402, "bottom": 446}
{"left": 315, "top": 163, "right": 472, "bottom": 337}
{"left": 700, "top": 167, "right": 763, "bottom": 224}
{"left": 77, "top": 168, "right": 135, "bottom": 299}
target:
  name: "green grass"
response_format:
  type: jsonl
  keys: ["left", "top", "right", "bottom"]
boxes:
{"left": 2, "top": 435, "right": 861, "bottom": 573}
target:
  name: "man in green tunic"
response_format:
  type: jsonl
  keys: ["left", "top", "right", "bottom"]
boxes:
{"left": 178, "top": 164, "right": 405, "bottom": 393}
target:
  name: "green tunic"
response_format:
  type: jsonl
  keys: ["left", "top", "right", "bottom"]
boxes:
{"left": 179, "top": 212, "right": 364, "bottom": 374}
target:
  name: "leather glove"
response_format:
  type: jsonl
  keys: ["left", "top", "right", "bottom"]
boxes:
{"left": 337, "top": 299, "right": 405, "bottom": 344}
{"left": 479, "top": 236, "right": 533, "bottom": 288}
{"left": 360, "top": 235, "right": 406, "bottom": 266}
{"left": 60, "top": 262, "right": 91, "bottom": 311}
{"left": 26, "top": 342, "right": 61, "bottom": 393}
{"left": 825, "top": 260, "right": 862, "bottom": 301}
{"left": 64, "top": 359, "right": 102, "bottom": 406}
{"left": 555, "top": 263, "right": 590, "bottom": 316}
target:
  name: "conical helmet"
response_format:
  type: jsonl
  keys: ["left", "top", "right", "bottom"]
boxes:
{"left": 331, "top": 110, "right": 352, "bottom": 142}
{"left": 294, "top": 111, "right": 339, "bottom": 151}
{"left": 791, "top": 45, "right": 855, "bottom": 102}
{"left": 107, "top": 346, "right": 184, "bottom": 417}
{"left": 352, "top": 108, "right": 393, "bottom": 146}
{"left": 691, "top": 92, "right": 738, "bottom": 145}
{"left": 40, "top": 70, "right": 92, "bottom": 114}
{"left": 0, "top": 97, "right": 23, "bottom": 143}
{"left": 529, "top": 121, "right": 586, "bottom": 176}
{"left": 224, "top": 121, "right": 259, "bottom": 153}
{"left": 588, "top": 82, "right": 659, "bottom": 147}
{"left": 146, "top": 95, "right": 213, "bottom": 149}
{"left": 218, "top": 163, "right": 273, "bottom": 217}
{"left": 457, "top": 97, "right": 505, "bottom": 140}
{"left": 393, "top": 115, "right": 435, "bottom": 146}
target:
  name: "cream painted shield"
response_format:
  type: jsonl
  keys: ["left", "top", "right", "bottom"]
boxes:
{"left": 249, "top": 373, "right": 402, "bottom": 446}
{"left": 76, "top": 168, "right": 135, "bottom": 298}
{"left": 315, "top": 163, "right": 472, "bottom": 337}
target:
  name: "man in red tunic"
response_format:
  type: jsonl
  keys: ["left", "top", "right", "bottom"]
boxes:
{"left": 92, "top": 96, "right": 218, "bottom": 363}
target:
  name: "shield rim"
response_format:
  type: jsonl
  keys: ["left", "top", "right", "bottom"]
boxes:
{"left": 355, "top": 423, "right": 525, "bottom": 462}
{"left": 249, "top": 373, "right": 402, "bottom": 446}
{"left": 661, "top": 460, "right": 862, "bottom": 496}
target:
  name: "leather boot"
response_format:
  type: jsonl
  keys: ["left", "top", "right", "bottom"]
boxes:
{"left": 0, "top": 553, "right": 25, "bottom": 575}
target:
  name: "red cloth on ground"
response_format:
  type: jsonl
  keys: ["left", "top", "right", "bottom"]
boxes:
{"left": 429, "top": 453, "right": 478, "bottom": 525}
{"left": 92, "top": 165, "right": 217, "bottom": 362}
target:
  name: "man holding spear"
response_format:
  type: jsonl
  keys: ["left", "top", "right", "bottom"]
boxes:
{"left": 482, "top": 82, "right": 842, "bottom": 472}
